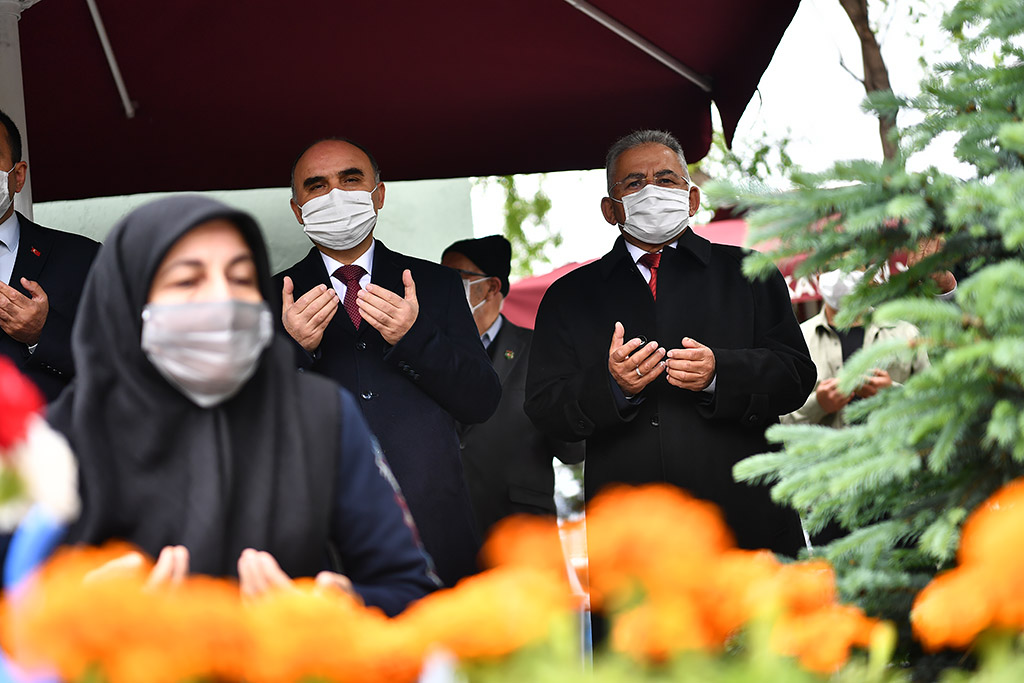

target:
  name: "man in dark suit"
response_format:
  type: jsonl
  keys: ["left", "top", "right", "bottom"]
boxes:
{"left": 0, "top": 110, "right": 99, "bottom": 403}
{"left": 440, "top": 236, "right": 584, "bottom": 540}
{"left": 274, "top": 138, "right": 501, "bottom": 587}
{"left": 525, "top": 130, "right": 815, "bottom": 556}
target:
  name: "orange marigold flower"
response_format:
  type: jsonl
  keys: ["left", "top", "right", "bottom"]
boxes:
{"left": 772, "top": 560, "right": 837, "bottom": 614}
{"left": 913, "top": 478, "right": 1024, "bottom": 650}
{"left": 397, "top": 566, "right": 571, "bottom": 660}
{"left": 244, "top": 582, "right": 414, "bottom": 683}
{"left": 912, "top": 567, "right": 998, "bottom": 652}
{"left": 480, "top": 514, "right": 566, "bottom": 580}
{"left": 699, "top": 550, "right": 781, "bottom": 638}
{"left": 958, "top": 479, "right": 1024, "bottom": 570}
{"left": 771, "top": 604, "right": 879, "bottom": 673}
{"left": 611, "top": 595, "right": 717, "bottom": 662}
{"left": 585, "top": 484, "right": 733, "bottom": 609}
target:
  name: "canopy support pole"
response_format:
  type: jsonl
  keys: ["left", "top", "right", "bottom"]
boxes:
{"left": 0, "top": 0, "right": 39, "bottom": 219}
{"left": 85, "top": 0, "right": 135, "bottom": 119}
{"left": 562, "top": 0, "right": 713, "bottom": 93}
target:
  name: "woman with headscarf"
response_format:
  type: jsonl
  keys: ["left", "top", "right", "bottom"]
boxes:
{"left": 42, "top": 194, "right": 438, "bottom": 616}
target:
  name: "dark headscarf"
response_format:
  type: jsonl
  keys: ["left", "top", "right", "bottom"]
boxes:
{"left": 50, "top": 195, "right": 340, "bottom": 577}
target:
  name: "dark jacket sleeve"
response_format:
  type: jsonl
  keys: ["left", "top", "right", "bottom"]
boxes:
{"left": 701, "top": 267, "right": 816, "bottom": 426}
{"left": 383, "top": 267, "right": 500, "bottom": 424}
{"left": 331, "top": 389, "right": 440, "bottom": 616}
{"left": 525, "top": 282, "right": 635, "bottom": 443}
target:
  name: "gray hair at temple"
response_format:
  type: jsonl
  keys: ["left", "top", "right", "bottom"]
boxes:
{"left": 605, "top": 129, "right": 691, "bottom": 192}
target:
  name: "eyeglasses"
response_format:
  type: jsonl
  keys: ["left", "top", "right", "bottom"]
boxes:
{"left": 452, "top": 268, "right": 488, "bottom": 279}
{"left": 610, "top": 171, "right": 690, "bottom": 197}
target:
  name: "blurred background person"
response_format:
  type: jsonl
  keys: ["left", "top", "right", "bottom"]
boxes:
{"left": 0, "top": 109, "right": 99, "bottom": 404}
{"left": 441, "top": 236, "right": 584, "bottom": 540}
{"left": 781, "top": 266, "right": 929, "bottom": 430}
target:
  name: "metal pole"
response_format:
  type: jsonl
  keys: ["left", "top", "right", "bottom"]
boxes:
{"left": 84, "top": 0, "right": 135, "bottom": 119}
{"left": 0, "top": 0, "right": 36, "bottom": 220}
{"left": 562, "top": 0, "right": 713, "bottom": 93}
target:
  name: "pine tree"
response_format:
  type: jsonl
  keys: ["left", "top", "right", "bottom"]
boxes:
{"left": 709, "top": 0, "right": 1024, "bottom": 674}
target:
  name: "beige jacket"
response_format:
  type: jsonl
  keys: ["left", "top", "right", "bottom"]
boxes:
{"left": 781, "top": 310, "right": 927, "bottom": 428}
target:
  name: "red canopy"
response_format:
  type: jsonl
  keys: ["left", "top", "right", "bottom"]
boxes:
{"left": 18, "top": 0, "right": 799, "bottom": 201}
{"left": 503, "top": 219, "right": 822, "bottom": 328}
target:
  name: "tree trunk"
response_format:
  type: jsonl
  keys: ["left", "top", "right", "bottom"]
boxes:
{"left": 838, "top": 0, "right": 898, "bottom": 160}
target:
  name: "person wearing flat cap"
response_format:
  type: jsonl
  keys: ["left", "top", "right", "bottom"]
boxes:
{"left": 441, "top": 236, "right": 583, "bottom": 539}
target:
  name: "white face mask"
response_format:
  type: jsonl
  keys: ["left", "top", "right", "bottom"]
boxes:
{"left": 463, "top": 277, "right": 488, "bottom": 314}
{"left": 613, "top": 184, "right": 693, "bottom": 245}
{"left": 141, "top": 300, "right": 273, "bottom": 408}
{"left": 0, "top": 165, "right": 14, "bottom": 217}
{"left": 816, "top": 269, "right": 865, "bottom": 311}
{"left": 299, "top": 186, "right": 379, "bottom": 251}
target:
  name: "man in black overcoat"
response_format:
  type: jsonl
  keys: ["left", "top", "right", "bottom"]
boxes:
{"left": 441, "top": 236, "right": 583, "bottom": 540}
{"left": 525, "top": 130, "right": 815, "bottom": 555}
{"left": 274, "top": 138, "right": 501, "bottom": 587}
{"left": 0, "top": 110, "right": 99, "bottom": 403}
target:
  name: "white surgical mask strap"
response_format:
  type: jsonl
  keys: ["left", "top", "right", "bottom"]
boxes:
{"left": 464, "top": 277, "right": 492, "bottom": 314}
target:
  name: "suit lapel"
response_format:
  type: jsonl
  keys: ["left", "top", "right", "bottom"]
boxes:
{"left": 488, "top": 319, "right": 522, "bottom": 386}
{"left": 370, "top": 241, "right": 405, "bottom": 297}
{"left": 291, "top": 247, "right": 333, "bottom": 293}
{"left": 598, "top": 238, "right": 656, "bottom": 341}
{"left": 10, "top": 215, "right": 52, "bottom": 294}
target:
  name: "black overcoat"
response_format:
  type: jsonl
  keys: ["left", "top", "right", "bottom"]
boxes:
{"left": 275, "top": 241, "right": 501, "bottom": 586}
{"left": 0, "top": 213, "right": 99, "bottom": 402}
{"left": 525, "top": 231, "right": 815, "bottom": 555}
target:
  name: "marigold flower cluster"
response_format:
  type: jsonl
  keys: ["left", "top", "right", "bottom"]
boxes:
{"left": 4, "top": 482, "right": 885, "bottom": 681}
{"left": 486, "top": 484, "right": 882, "bottom": 673}
{"left": 3, "top": 545, "right": 570, "bottom": 683}
{"left": 912, "top": 478, "right": 1024, "bottom": 651}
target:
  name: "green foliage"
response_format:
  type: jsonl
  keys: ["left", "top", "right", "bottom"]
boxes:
{"left": 480, "top": 175, "right": 561, "bottom": 278}
{"left": 465, "top": 616, "right": 905, "bottom": 683}
{"left": 692, "top": 126, "right": 795, "bottom": 190}
{"left": 720, "top": 0, "right": 1024, "bottom": 671}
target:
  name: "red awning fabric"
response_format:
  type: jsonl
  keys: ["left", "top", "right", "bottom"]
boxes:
{"left": 17, "top": 0, "right": 799, "bottom": 201}
{"left": 503, "top": 219, "right": 822, "bottom": 329}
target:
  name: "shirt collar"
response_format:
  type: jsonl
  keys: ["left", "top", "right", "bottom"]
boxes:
{"left": 624, "top": 238, "right": 677, "bottom": 266}
{"left": 0, "top": 211, "right": 19, "bottom": 253}
{"left": 319, "top": 239, "right": 376, "bottom": 279}
{"left": 480, "top": 313, "right": 503, "bottom": 347}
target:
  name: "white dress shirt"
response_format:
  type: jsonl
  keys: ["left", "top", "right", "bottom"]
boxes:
{"left": 623, "top": 238, "right": 677, "bottom": 284}
{"left": 320, "top": 239, "right": 375, "bottom": 300}
{"left": 0, "top": 211, "right": 20, "bottom": 286}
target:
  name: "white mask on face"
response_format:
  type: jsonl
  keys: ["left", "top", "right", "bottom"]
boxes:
{"left": 816, "top": 269, "right": 865, "bottom": 311}
{"left": 0, "top": 165, "right": 14, "bottom": 217}
{"left": 141, "top": 300, "right": 273, "bottom": 408}
{"left": 613, "top": 184, "right": 693, "bottom": 245}
{"left": 300, "top": 186, "right": 379, "bottom": 251}
{"left": 463, "top": 277, "right": 488, "bottom": 314}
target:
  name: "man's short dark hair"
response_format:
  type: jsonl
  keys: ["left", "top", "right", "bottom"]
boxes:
{"left": 605, "top": 129, "right": 689, "bottom": 192}
{"left": 0, "top": 109, "right": 23, "bottom": 164}
{"left": 290, "top": 137, "right": 381, "bottom": 200}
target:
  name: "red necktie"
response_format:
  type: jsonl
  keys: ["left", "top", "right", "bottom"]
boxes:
{"left": 333, "top": 264, "right": 367, "bottom": 329}
{"left": 638, "top": 252, "right": 661, "bottom": 300}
